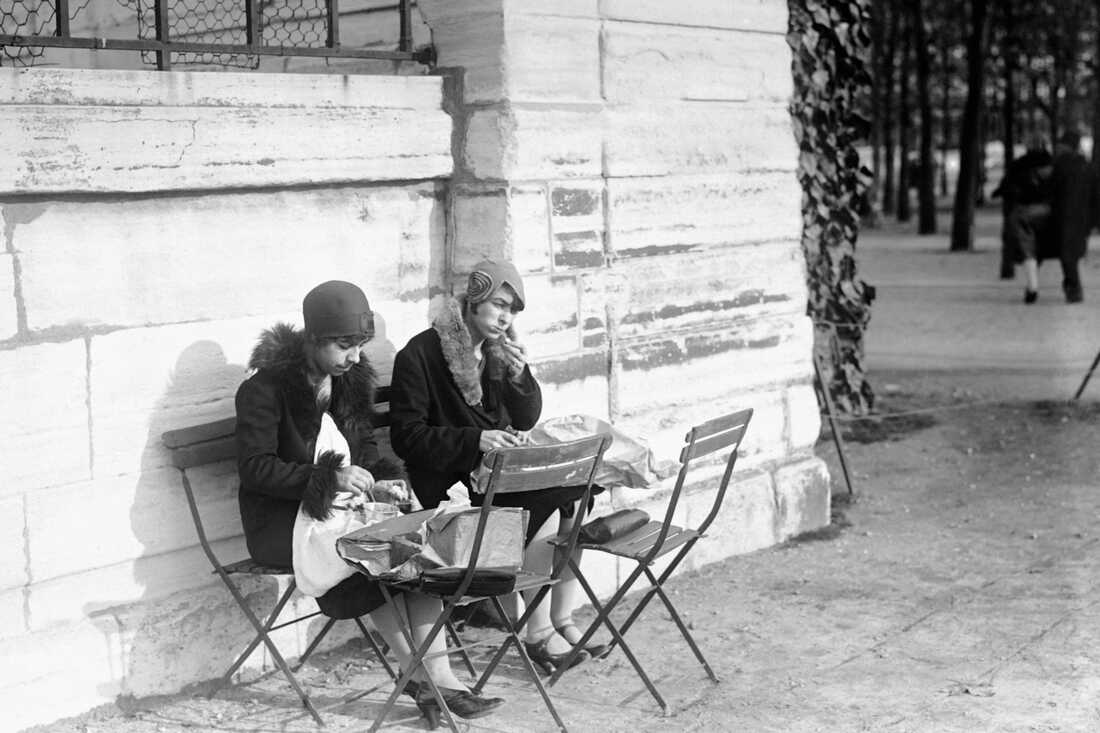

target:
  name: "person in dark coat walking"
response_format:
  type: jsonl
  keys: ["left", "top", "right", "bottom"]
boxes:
{"left": 235, "top": 280, "right": 503, "bottom": 724}
{"left": 390, "top": 260, "right": 603, "bottom": 675}
{"left": 992, "top": 135, "right": 1053, "bottom": 301}
{"left": 1047, "top": 130, "right": 1096, "bottom": 303}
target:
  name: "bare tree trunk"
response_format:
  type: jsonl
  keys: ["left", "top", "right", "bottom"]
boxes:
{"left": 999, "top": 0, "right": 1018, "bottom": 278}
{"left": 883, "top": 0, "right": 900, "bottom": 214}
{"left": 950, "top": 0, "right": 991, "bottom": 251}
{"left": 897, "top": 9, "right": 913, "bottom": 222}
{"left": 913, "top": 0, "right": 937, "bottom": 233}
{"left": 939, "top": 26, "right": 951, "bottom": 196}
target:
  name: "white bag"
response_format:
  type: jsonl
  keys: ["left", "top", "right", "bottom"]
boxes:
{"left": 292, "top": 413, "right": 365, "bottom": 597}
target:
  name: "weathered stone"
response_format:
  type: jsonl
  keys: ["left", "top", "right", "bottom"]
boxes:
{"left": 0, "top": 620, "right": 123, "bottom": 731}
{"left": 451, "top": 185, "right": 511, "bottom": 272}
{"left": 0, "top": 252, "right": 16, "bottom": 340}
{"left": 508, "top": 184, "right": 553, "bottom": 275}
{"left": 0, "top": 66, "right": 445, "bottom": 110}
{"left": 0, "top": 70, "right": 451, "bottom": 194}
{"left": 465, "top": 104, "right": 603, "bottom": 180}
{"left": 608, "top": 173, "right": 802, "bottom": 254}
{"left": 605, "top": 104, "right": 797, "bottom": 177}
{"left": 519, "top": 273, "right": 581, "bottom": 357}
{"left": 416, "top": 3, "right": 507, "bottom": 104}
{"left": 608, "top": 244, "right": 806, "bottom": 340}
{"left": 604, "top": 22, "right": 792, "bottom": 103}
{"left": 0, "top": 340, "right": 90, "bottom": 497}
{"left": 88, "top": 319, "right": 262, "bottom": 477}
{"left": 538, "top": 372, "right": 611, "bottom": 421}
{"left": 787, "top": 383, "right": 822, "bottom": 453}
{"left": 505, "top": 16, "right": 601, "bottom": 102}
{"left": 14, "top": 186, "right": 443, "bottom": 332}
{"left": 600, "top": 0, "right": 789, "bottom": 32}
{"left": 28, "top": 536, "right": 246, "bottom": 631}
{"left": 773, "top": 457, "right": 831, "bottom": 539}
{"left": 0, "top": 588, "right": 25, "bottom": 640}
{"left": 0, "top": 496, "right": 26, "bottom": 591}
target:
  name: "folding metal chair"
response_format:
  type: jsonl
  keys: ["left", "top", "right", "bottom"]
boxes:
{"left": 163, "top": 417, "right": 397, "bottom": 727}
{"left": 365, "top": 434, "right": 611, "bottom": 733}
{"left": 547, "top": 408, "right": 754, "bottom": 713}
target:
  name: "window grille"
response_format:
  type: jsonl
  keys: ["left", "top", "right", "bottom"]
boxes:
{"left": 0, "top": 0, "right": 431, "bottom": 70}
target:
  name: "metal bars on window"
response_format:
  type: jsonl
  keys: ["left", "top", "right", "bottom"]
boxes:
{"left": 0, "top": 0, "right": 431, "bottom": 69}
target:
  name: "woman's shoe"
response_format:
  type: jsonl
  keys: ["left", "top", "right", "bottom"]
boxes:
{"left": 416, "top": 687, "right": 504, "bottom": 729}
{"left": 1024, "top": 289, "right": 1038, "bottom": 304}
{"left": 554, "top": 623, "right": 610, "bottom": 659}
{"left": 523, "top": 634, "right": 590, "bottom": 676}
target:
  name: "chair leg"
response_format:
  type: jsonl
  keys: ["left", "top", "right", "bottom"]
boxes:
{"left": 295, "top": 617, "right": 337, "bottom": 671}
{"left": 609, "top": 540, "right": 696, "bottom": 646}
{"left": 472, "top": 583, "right": 552, "bottom": 693}
{"left": 368, "top": 586, "right": 462, "bottom": 733}
{"left": 642, "top": 566, "right": 718, "bottom": 683}
{"left": 353, "top": 617, "right": 398, "bottom": 681}
{"left": 488, "top": 595, "right": 570, "bottom": 733}
{"left": 213, "top": 574, "right": 325, "bottom": 726}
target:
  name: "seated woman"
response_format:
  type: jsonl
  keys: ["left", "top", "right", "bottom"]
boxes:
{"left": 389, "top": 260, "right": 607, "bottom": 674}
{"left": 234, "top": 280, "right": 502, "bottom": 727}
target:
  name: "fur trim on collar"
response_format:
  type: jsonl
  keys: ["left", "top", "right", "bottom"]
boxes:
{"left": 431, "top": 296, "right": 514, "bottom": 406}
{"left": 248, "top": 322, "right": 378, "bottom": 428}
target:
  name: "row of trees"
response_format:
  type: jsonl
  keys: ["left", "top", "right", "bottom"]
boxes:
{"left": 869, "top": 0, "right": 1100, "bottom": 251}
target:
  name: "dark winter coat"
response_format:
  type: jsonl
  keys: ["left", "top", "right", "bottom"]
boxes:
{"left": 1048, "top": 149, "right": 1097, "bottom": 262}
{"left": 389, "top": 296, "right": 542, "bottom": 510}
{"left": 234, "top": 323, "right": 399, "bottom": 569}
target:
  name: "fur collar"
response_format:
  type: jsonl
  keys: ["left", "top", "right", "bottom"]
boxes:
{"left": 248, "top": 322, "right": 377, "bottom": 426}
{"left": 431, "top": 295, "right": 514, "bottom": 406}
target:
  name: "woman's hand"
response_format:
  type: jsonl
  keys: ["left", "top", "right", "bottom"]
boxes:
{"left": 335, "top": 465, "right": 375, "bottom": 496}
{"left": 499, "top": 336, "right": 528, "bottom": 381}
{"left": 480, "top": 429, "right": 522, "bottom": 452}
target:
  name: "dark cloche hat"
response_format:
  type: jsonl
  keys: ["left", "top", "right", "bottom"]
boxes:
{"left": 302, "top": 280, "right": 374, "bottom": 338}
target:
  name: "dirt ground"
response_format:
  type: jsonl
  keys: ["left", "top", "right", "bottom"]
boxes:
{"left": 29, "top": 210, "right": 1100, "bottom": 733}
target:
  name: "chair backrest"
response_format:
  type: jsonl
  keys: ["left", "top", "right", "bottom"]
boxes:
{"left": 451, "top": 434, "right": 611, "bottom": 597}
{"left": 161, "top": 384, "right": 395, "bottom": 563}
{"left": 649, "top": 408, "right": 754, "bottom": 556}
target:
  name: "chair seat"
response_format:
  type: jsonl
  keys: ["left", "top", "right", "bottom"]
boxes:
{"left": 580, "top": 521, "right": 700, "bottom": 561}
{"left": 384, "top": 569, "right": 557, "bottom": 602}
{"left": 220, "top": 558, "right": 293, "bottom": 575}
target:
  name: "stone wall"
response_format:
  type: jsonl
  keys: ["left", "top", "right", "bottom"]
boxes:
{"left": 0, "top": 1, "right": 827, "bottom": 728}
{"left": 0, "top": 67, "right": 452, "bottom": 729}
{"left": 420, "top": 0, "right": 828, "bottom": 601}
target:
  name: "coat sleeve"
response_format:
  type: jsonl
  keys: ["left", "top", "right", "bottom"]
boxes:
{"left": 502, "top": 365, "right": 542, "bottom": 430}
{"left": 235, "top": 376, "right": 327, "bottom": 501}
{"left": 389, "top": 344, "right": 483, "bottom": 474}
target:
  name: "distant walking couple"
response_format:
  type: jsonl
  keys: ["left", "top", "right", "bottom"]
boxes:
{"left": 995, "top": 130, "right": 1096, "bottom": 304}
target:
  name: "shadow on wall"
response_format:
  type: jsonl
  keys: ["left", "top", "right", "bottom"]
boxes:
{"left": 80, "top": 312, "right": 401, "bottom": 702}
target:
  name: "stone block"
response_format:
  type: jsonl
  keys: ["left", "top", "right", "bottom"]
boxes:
{"left": 605, "top": 104, "right": 797, "bottom": 177}
{"left": 507, "top": 0, "right": 598, "bottom": 17}
{"left": 578, "top": 269, "right": 629, "bottom": 349}
{"left": 0, "top": 620, "right": 123, "bottom": 731}
{"left": 26, "top": 467, "right": 240, "bottom": 582}
{"left": 14, "top": 185, "right": 443, "bottom": 331}
{"left": 504, "top": 16, "right": 601, "bottom": 102}
{"left": 465, "top": 104, "right": 603, "bottom": 180}
{"left": 29, "top": 536, "right": 247, "bottom": 631}
{"left": 600, "top": 0, "right": 789, "bottom": 33}
{"left": 451, "top": 185, "right": 511, "bottom": 271}
{"left": 610, "top": 244, "right": 806, "bottom": 340}
{"left": 0, "top": 252, "right": 16, "bottom": 340}
{"left": 88, "top": 318, "right": 261, "bottom": 476}
{"left": 537, "top": 372, "right": 611, "bottom": 421}
{"left": 1, "top": 66, "right": 446, "bottom": 111}
{"left": 0, "top": 340, "right": 90, "bottom": 497}
{"left": 773, "top": 457, "right": 831, "bottom": 539}
{"left": 0, "top": 73, "right": 450, "bottom": 194}
{"left": 787, "top": 382, "right": 822, "bottom": 453}
{"left": 519, "top": 274, "right": 581, "bottom": 358}
{"left": 551, "top": 182, "right": 606, "bottom": 270}
{"left": 0, "top": 495, "right": 27, "bottom": 591}
{"left": 603, "top": 22, "right": 792, "bottom": 103}
{"left": 607, "top": 173, "right": 803, "bottom": 255}
{"left": 416, "top": 3, "right": 507, "bottom": 104}
{"left": 0, "top": 588, "right": 26, "bottom": 640}
{"left": 508, "top": 184, "right": 553, "bottom": 275}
